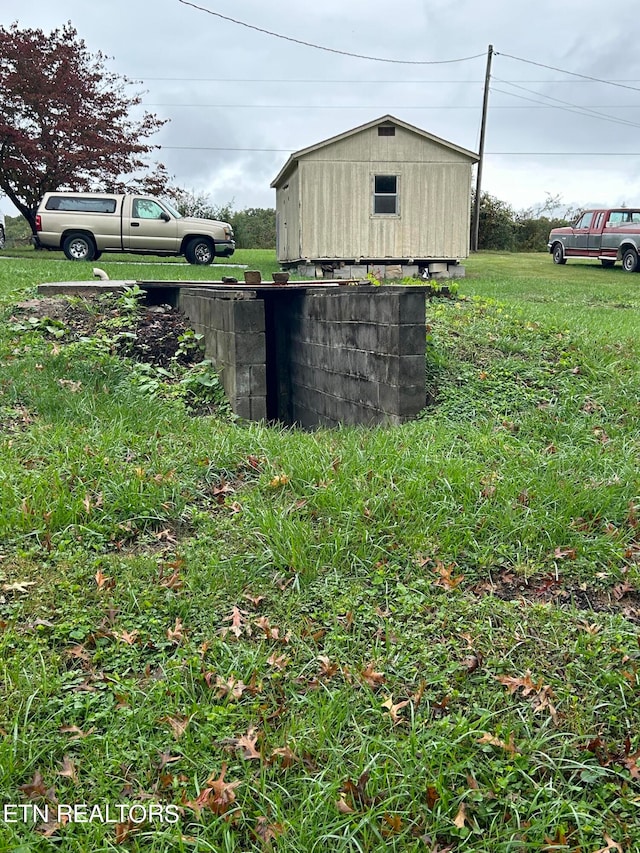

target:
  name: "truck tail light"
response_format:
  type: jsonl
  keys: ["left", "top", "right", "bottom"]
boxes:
{"left": 35, "top": 215, "right": 42, "bottom": 232}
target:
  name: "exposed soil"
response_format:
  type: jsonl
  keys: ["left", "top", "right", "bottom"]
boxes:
{"left": 12, "top": 295, "right": 203, "bottom": 368}
{"left": 472, "top": 566, "right": 640, "bottom": 624}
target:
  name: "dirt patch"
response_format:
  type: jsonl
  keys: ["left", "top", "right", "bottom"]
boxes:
{"left": 13, "top": 294, "right": 203, "bottom": 368}
{"left": 473, "top": 568, "right": 640, "bottom": 624}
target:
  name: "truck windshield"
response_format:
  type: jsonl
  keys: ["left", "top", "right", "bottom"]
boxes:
{"left": 161, "top": 200, "right": 182, "bottom": 219}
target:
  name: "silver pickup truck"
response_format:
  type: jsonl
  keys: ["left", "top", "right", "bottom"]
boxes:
{"left": 35, "top": 192, "right": 235, "bottom": 264}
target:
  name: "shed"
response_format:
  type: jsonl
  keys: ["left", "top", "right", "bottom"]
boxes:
{"left": 271, "top": 114, "right": 479, "bottom": 279}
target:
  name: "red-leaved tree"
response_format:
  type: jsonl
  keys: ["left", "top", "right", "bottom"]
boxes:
{"left": 0, "top": 21, "right": 170, "bottom": 236}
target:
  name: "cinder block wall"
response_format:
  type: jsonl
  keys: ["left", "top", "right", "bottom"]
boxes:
{"left": 178, "top": 289, "right": 267, "bottom": 420}
{"left": 177, "top": 286, "right": 427, "bottom": 427}
{"left": 285, "top": 288, "right": 426, "bottom": 426}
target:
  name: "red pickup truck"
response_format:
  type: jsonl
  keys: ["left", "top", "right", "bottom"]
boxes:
{"left": 548, "top": 209, "right": 640, "bottom": 272}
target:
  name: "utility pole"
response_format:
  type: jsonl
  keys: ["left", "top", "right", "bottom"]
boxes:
{"left": 471, "top": 44, "right": 493, "bottom": 252}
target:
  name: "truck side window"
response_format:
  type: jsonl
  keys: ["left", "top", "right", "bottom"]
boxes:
{"left": 132, "top": 199, "right": 165, "bottom": 219}
{"left": 574, "top": 212, "right": 594, "bottom": 229}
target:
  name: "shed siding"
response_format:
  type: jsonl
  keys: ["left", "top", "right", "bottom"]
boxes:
{"left": 276, "top": 168, "right": 301, "bottom": 262}
{"left": 299, "top": 159, "right": 472, "bottom": 260}
{"left": 302, "top": 124, "right": 472, "bottom": 166}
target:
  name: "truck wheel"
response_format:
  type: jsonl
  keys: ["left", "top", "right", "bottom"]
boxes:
{"left": 63, "top": 232, "right": 96, "bottom": 262}
{"left": 185, "top": 237, "right": 214, "bottom": 265}
{"left": 601, "top": 259, "right": 615, "bottom": 268}
{"left": 622, "top": 248, "right": 639, "bottom": 273}
{"left": 552, "top": 243, "right": 566, "bottom": 265}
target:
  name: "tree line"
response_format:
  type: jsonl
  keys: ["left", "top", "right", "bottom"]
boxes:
{"left": 166, "top": 190, "right": 275, "bottom": 249}
{"left": 475, "top": 191, "right": 578, "bottom": 253}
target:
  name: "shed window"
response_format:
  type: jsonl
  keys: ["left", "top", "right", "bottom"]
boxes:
{"left": 373, "top": 175, "right": 398, "bottom": 215}
{"left": 378, "top": 126, "right": 395, "bottom": 137}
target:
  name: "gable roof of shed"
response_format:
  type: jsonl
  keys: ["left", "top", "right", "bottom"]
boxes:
{"left": 270, "top": 114, "right": 479, "bottom": 188}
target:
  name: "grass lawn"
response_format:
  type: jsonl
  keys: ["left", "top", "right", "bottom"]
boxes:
{"left": 0, "top": 248, "right": 639, "bottom": 851}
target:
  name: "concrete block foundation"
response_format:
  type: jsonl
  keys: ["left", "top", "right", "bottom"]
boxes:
{"left": 177, "top": 284, "right": 429, "bottom": 427}
{"left": 289, "top": 261, "right": 465, "bottom": 281}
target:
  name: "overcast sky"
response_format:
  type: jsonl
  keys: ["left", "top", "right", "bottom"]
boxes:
{"left": 3, "top": 0, "right": 640, "bottom": 218}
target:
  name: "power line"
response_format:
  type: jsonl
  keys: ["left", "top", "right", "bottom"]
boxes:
{"left": 491, "top": 79, "right": 640, "bottom": 130}
{"left": 139, "top": 76, "right": 640, "bottom": 84}
{"left": 496, "top": 51, "right": 640, "bottom": 94}
{"left": 145, "top": 103, "right": 484, "bottom": 109}
{"left": 176, "top": 0, "right": 486, "bottom": 66}
{"left": 143, "top": 101, "right": 640, "bottom": 110}
{"left": 158, "top": 145, "right": 640, "bottom": 155}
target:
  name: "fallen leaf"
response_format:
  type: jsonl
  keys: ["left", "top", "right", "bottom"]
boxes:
{"left": 161, "top": 715, "right": 191, "bottom": 740}
{"left": 497, "top": 671, "right": 558, "bottom": 723}
{"left": 335, "top": 796, "right": 355, "bottom": 814}
{"left": 461, "top": 653, "right": 482, "bottom": 674}
{"left": 496, "top": 670, "right": 540, "bottom": 697}
{"left": 159, "top": 570, "right": 183, "bottom": 590}
{"left": 94, "top": 569, "right": 114, "bottom": 590}
{"left": 191, "top": 763, "right": 241, "bottom": 816}
{"left": 267, "top": 652, "right": 289, "bottom": 671}
{"left": 57, "top": 379, "right": 82, "bottom": 392}
{"left": 213, "top": 675, "right": 247, "bottom": 701}
{"left": 255, "top": 616, "right": 289, "bottom": 642}
{"left": 453, "top": 802, "right": 467, "bottom": 829}
{"left": 342, "top": 771, "right": 371, "bottom": 807}
{"left": 115, "top": 820, "right": 140, "bottom": 844}
{"left": 383, "top": 813, "right": 402, "bottom": 834}
{"left": 579, "top": 620, "right": 602, "bottom": 635}
{"left": 37, "top": 817, "right": 62, "bottom": 837}
{"left": 361, "top": 664, "right": 385, "bottom": 688}
{"left": 19, "top": 770, "right": 57, "bottom": 804}
{"left": 2, "top": 580, "right": 36, "bottom": 593}
{"left": 318, "top": 655, "right": 339, "bottom": 679}
{"left": 167, "top": 617, "right": 184, "bottom": 644}
{"left": 59, "top": 725, "right": 94, "bottom": 739}
{"left": 612, "top": 582, "right": 634, "bottom": 601}
{"left": 153, "top": 528, "right": 177, "bottom": 543}
{"left": 622, "top": 748, "right": 640, "bottom": 780}
{"left": 553, "top": 546, "right": 577, "bottom": 560}
{"left": 254, "top": 815, "right": 284, "bottom": 848}
{"left": 432, "top": 561, "right": 464, "bottom": 590}
{"left": 593, "top": 426, "right": 610, "bottom": 444}
{"left": 65, "top": 644, "right": 92, "bottom": 663}
{"left": 269, "top": 474, "right": 290, "bottom": 488}
{"left": 234, "top": 726, "right": 261, "bottom": 760}
{"left": 220, "top": 605, "right": 250, "bottom": 639}
{"left": 56, "top": 756, "right": 78, "bottom": 782}
{"left": 477, "top": 732, "right": 518, "bottom": 755}
{"left": 426, "top": 785, "right": 440, "bottom": 810}
{"left": 157, "top": 751, "right": 182, "bottom": 768}
{"left": 382, "top": 695, "right": 410, "bottom": 725}
{"left": 270, "top": 745, "right": 300, "bottom": 768}
{"left": 591, "top": 834, "right": 624, "bottom": 853}
{"left": 114, "top": 629, "right": 139, "bottom": 645}
{"left": 411, "top": 680, "right": 427, "bottom": 709}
